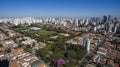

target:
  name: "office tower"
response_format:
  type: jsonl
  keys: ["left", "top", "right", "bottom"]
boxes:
{"left": 108, "top": 15, "right": 113, "bottom": 21}
{"left": 102, "top": 15, "right": 107, "bottom": 23}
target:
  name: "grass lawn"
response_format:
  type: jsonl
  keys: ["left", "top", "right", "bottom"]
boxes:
{"left": 12, "top": 26, "right": 57, "bottom": 41}
{"left": 28, "top": 30, "right": 57, "bottom": 41}
{"left": 36, "top": 30, "right": 57, "bottom": 36}
{"left": 32, "top": 30, "right": 57, "bottom": 37}
{"left": 12, "top": 26, "right": 29, "bottom": 33}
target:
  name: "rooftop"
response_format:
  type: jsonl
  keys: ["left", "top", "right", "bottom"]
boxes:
{"left": 104, "top": 41, "right": 111, "bottom": 46}
{"left": 39, "top": 64, "right": 47, "bottom": 67}
{"left": 91, "top": 54, "right": 98, "bottom": 61}
{"left": 98, "top": 47, "right": 106, "bottom": 53}
{"left": 107, "top": 59, "right": 114, "bottom": 65}
{"left": 101, "top": 57, "right": 107, "bottom": 64}
{"left": 114, "top": 63, "right": 119, "bottom": 67}
{"left": 9, "top": 61, "right": 19, "bottom": 67}
{"left": 11, "top": 48, "right": 26, "bottom": 57}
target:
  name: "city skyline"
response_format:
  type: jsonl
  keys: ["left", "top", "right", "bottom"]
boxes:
{"left": 0, "top": 0, "right": 120, "bottom": 18}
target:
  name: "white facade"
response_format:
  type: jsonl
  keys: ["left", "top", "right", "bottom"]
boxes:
{"left": 83, "top": 37, "right": 91, "bottom": 53}
{"left": 87, "top": 38, "right": 90, "bottom": 53}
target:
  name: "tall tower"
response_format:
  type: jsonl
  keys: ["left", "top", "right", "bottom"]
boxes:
{"left": 113, "top": 26, "right": 117, "bottom": 33}
{"left": 94, "top": 26, "right": 97, "bottom": 31}
{"left": 102, "top": 15, "right": 107, "bottom": 23}
{"left": 83, "top": 37, "right": 91, "bottom": 53}
{"left": 108, "top": 24, "right": 112, "bottom": 32}
{"left": 86, "top": 38, "right": 90, "bottom": 53}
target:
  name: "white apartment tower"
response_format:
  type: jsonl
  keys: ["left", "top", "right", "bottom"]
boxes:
{"left": 83, "top": 37, "right": 91, "bottom": 53}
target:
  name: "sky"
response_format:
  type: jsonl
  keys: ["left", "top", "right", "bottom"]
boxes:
{"left": 0, "top": 0, "right": 120, "bottom": 18}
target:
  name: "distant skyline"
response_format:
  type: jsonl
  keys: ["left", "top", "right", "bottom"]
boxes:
{"left": 0, "top": 0, "right": 120, "bottom": 18}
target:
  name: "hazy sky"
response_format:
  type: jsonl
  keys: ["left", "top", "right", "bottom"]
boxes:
{"left": 0, "top": 0, "right": 120, "bottom": 18}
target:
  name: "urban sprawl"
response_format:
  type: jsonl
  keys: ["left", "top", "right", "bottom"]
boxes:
{"left": 0, "top": 15, "right": 120, "bottom": 67}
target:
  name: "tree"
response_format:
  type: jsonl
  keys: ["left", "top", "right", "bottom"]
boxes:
{"left": 66, "top": 44, "right": 87, "bottom": 60}
{"left": 53, "top": 46, "right": 63, "bottom": 54}
{"left": 36, "top": 48, "right": 48, "bottom": 57}
{"left": 0, "top": 44, "right": 3, "bottom": 47}
{"left": 45, "top": 43, "right": 55, "bottom": 51}
{"left": 26, "top": 45, "right": 31, "bottom": 48}
{"left": 96, "top": 63, "right": 104, "bottom": 67}
{"left": 115, "top": 58, "right": 120, "bottom": 64}
{"left": 24, "top": 47, "right": 32, "bottom": 52}
{"left": 111, "top": 39, "right": 118, "bottom": 45}
{"left": 23, "top": 45, "right": 32, "bottom": 52}
{"left": 51, "top": 53, "right": 65, "bottom": 61}
{"left": 5, "top": 48, "right": 11, "bottom": 53}
{"left": 32, "top": 44, "right": 35, "bottom": 47}
{"left": 18, "top": 43, "right": 25, "bottom": 48}
{"left": 63, "top": 59, "right": 78, "bottom": 67}
{"left": 65, "top": 50, "right": 76, "bottom": 59}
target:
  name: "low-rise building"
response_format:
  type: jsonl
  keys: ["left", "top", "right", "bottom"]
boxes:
{"left": 100, "top": 57, "right": 107, "bottom": 64}
{"left": 10, "top": 55, "right": 48, "bottom": 67}
{"left": 91, "top": 54, "right": 99, "bottom": 62}
{"left": 22, "top": 37, "right": 36, "bottom": 45}
{"left": 107, "top": 59, "right": 114, "bottom": 66}
{"left": 11, "top": 48, "right": 29, "bottom": 60}
{"left": 97, "top": 47, "right": 107, "bottom": 57}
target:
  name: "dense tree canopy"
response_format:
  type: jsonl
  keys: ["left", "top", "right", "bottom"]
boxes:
{"left": 36, "top": 43, "right": 87, "bottom": 67}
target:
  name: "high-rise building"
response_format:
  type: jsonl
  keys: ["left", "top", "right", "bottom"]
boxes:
{"left": 94, "top": 27, "right": 97, "bottom": 31}
{"left": 83, "top": 37, "right": 91, "bottom": 53}
{"left": 108, "top": 24, "right": 113, "bottom": 32}
{"left": 102, "top": 15, "right": 107, "bottom": 23}
{"left": 113, "top": 26, "right": 117, "bottom": 33}
{"left": 83, "top": 19, "right": 89, "bottom": 26}
{"left": 108, "top": 15, "right": 113, "bottom": 21}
